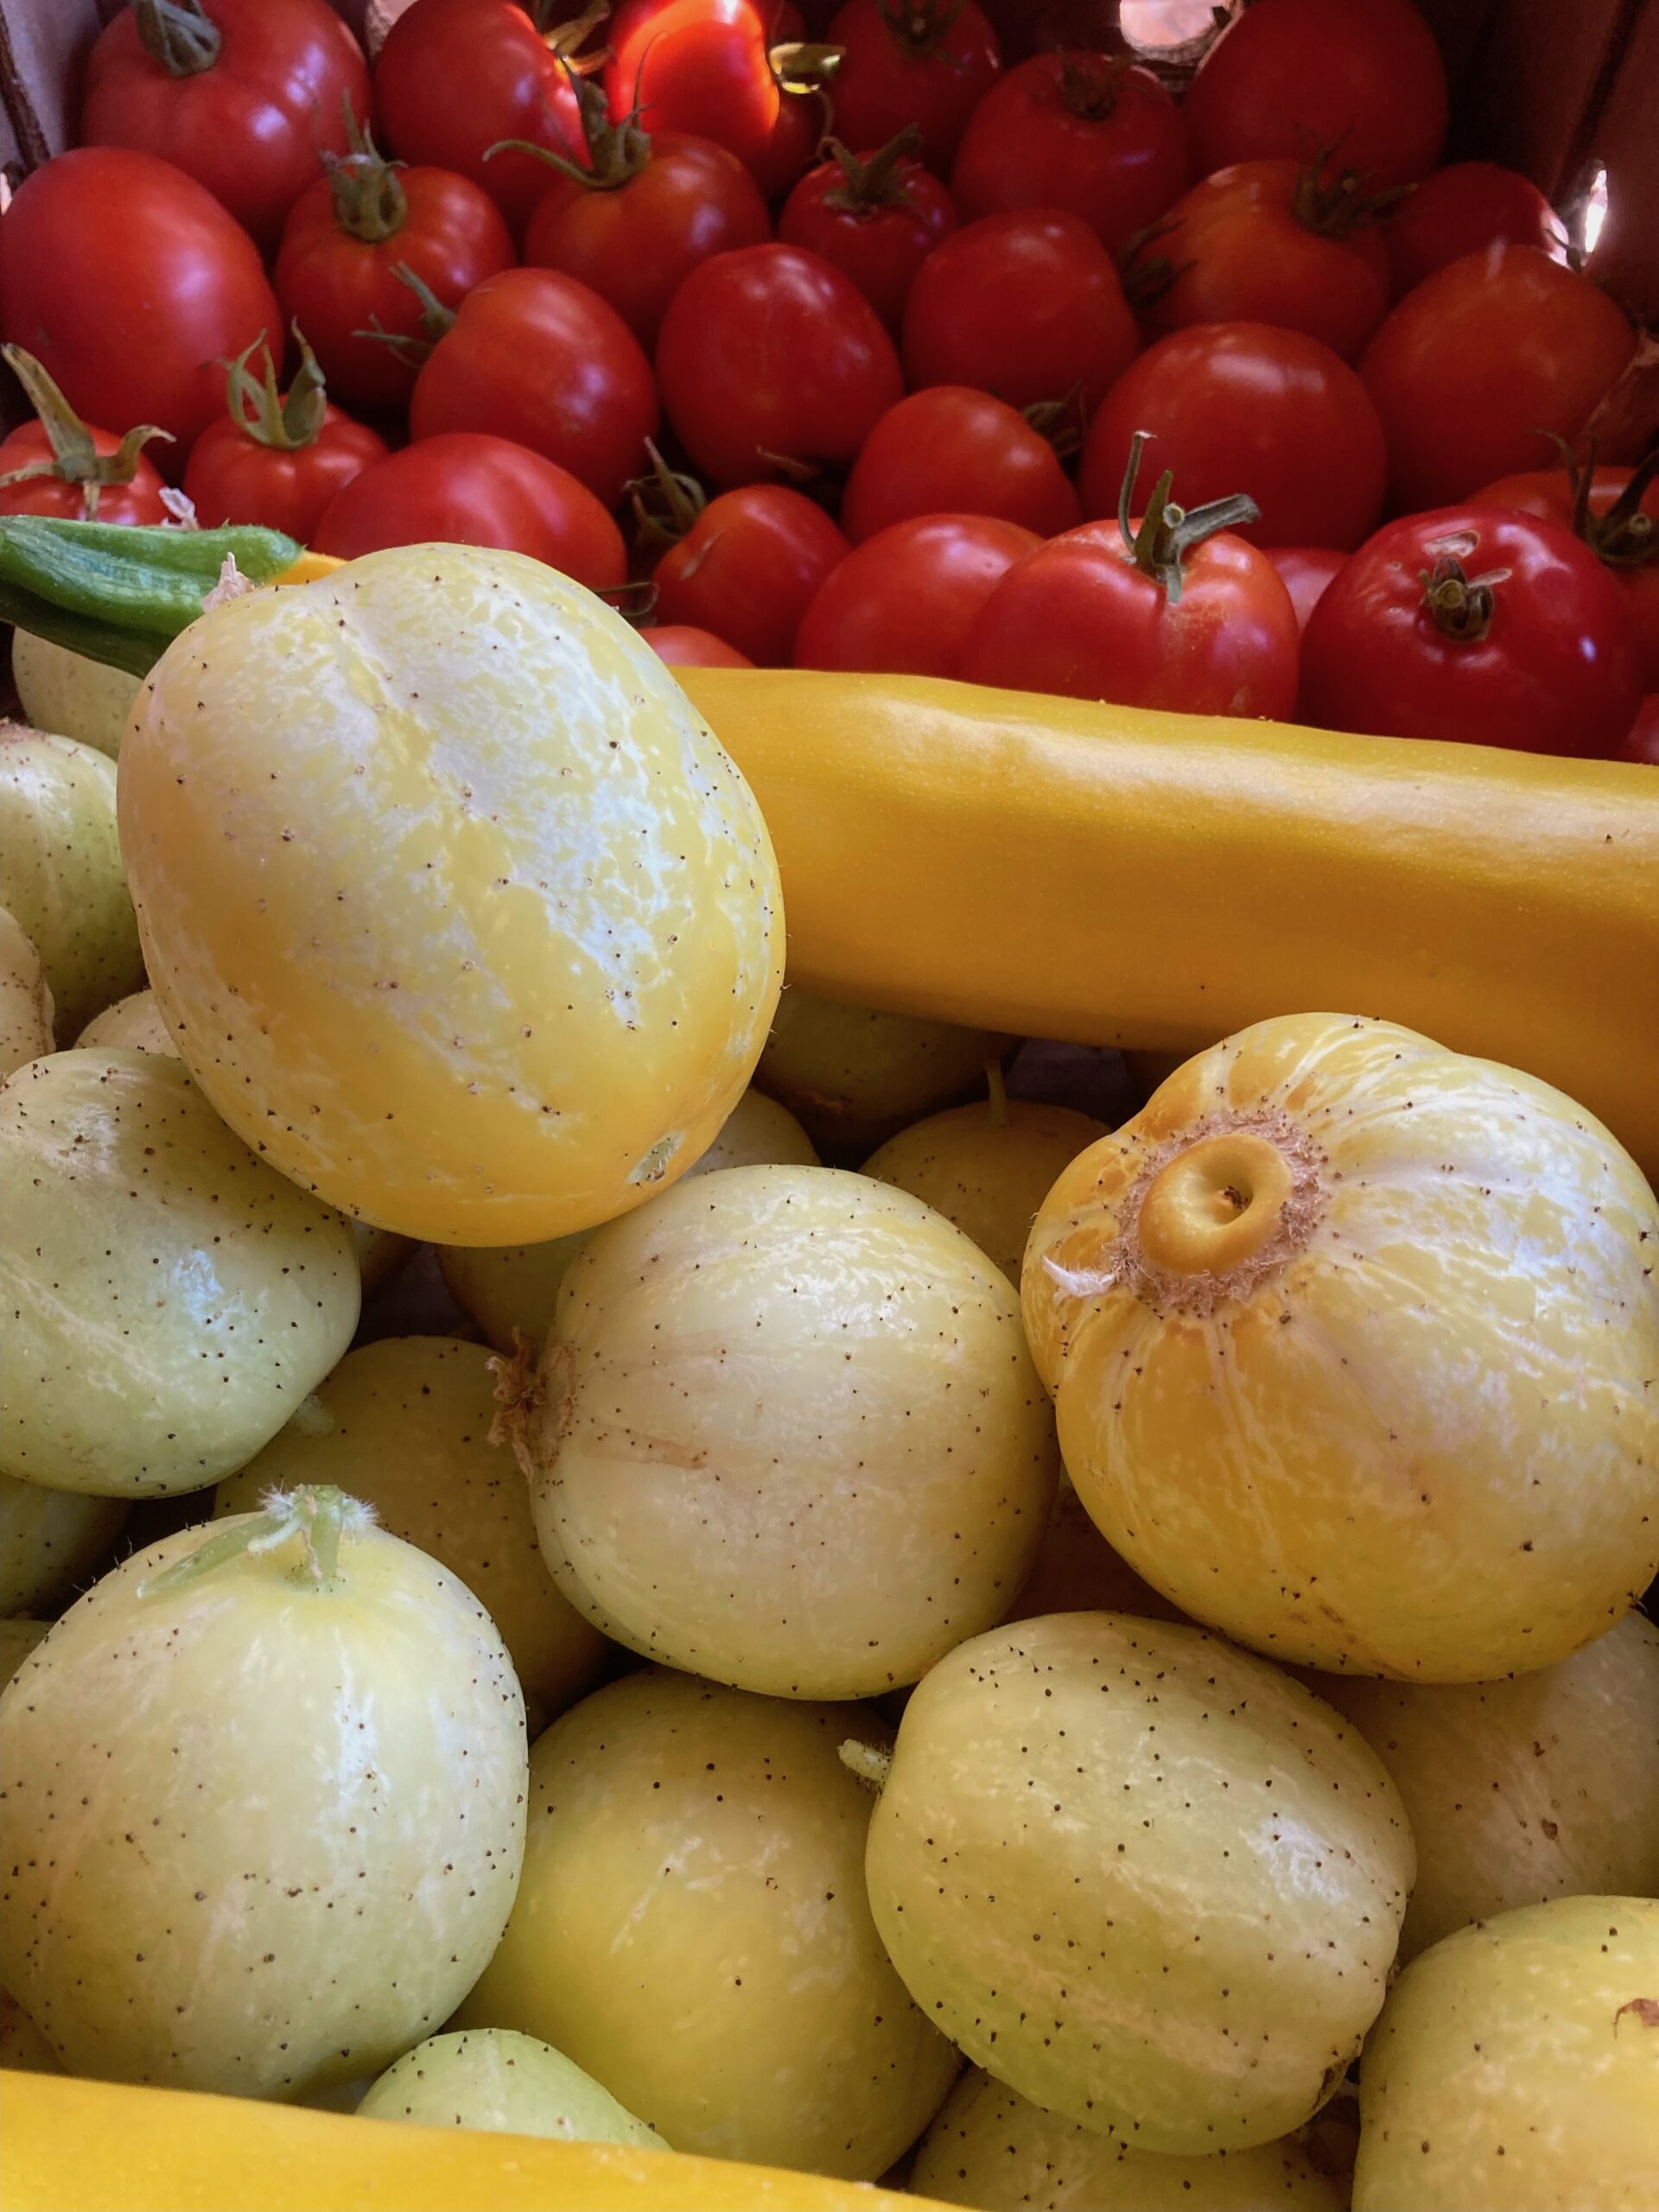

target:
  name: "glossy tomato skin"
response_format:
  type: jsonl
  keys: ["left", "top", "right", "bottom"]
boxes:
{"left": 1471, "top": 465, "right": 1659, "bottom": 690}
{"left": 0, "top": 423, "right": 169, "bottom": 524}
{"left": 1383, "top": 161, "right": 1566, "bottom": 297}
{"left": 1622, "top": 696, "right": 1659, "bottom": 766}
{"left": 840, "top": 385, "right": 1081, "bottom": 541}
{"left": 1183, "top": 0, "right": 1447, "bottom": 190}
{"left": 653, "top": 485, "right": 849, "bottom": 664}
{"left": 1360, "top": 246, "right": 1637, "bottom": 511}
{"left": 275, "top": 166, "right": 516, "bottom": 416}
{"left": 794, "top": 513, "right": 1039, "bottom": 678}
{"left": 182, "top": 407, "right": 389, "bottom": 541}
{"left": 777, "top": 144, "right": 957, "bottom": 332}
{"left": 524, "top": 134, "right": 770, "bottom": 347}
{"left": 79, "top": 0, "right": 370, "bottom": 251}
{"left": 656, "top": 244, "right": 903, "bottom": 487}
{"left": 645, "top": 624, "right": 756, "bottom": 669}
{"left": 826, "top": 0, "right": 1001, "bottom": 171}
{"left": 312, "top": 432, "right": 626, "bottom": 587}
{"left": 960, "top": 518, "right": 1300, "bottom": 717}
{"left": 1134, "top": 159, "right": 1391, "bottom": 363}
{"left": 1300, "top": 507, "right": 1643, "bottom": 756}
{"left": 949, "top": 53, "right": 1190, "bottom": 256}
{"left": 605, "top": 1, "right": 779, "bottom": 179}
{"left": 0, "top": 149, "right": 279, "bottom": 459}
{"left": 375, "top": 0, "right": 587, "bottom": 236}
{"left": 1264, "top": 545, "right": 1348, "bottom": 632}
{"left": 409, "top": 268, "right": 658, "bottom": 507}
{"left": 902, "top": 210, "right": 1140, "bottom": 417}
{"left": 1081, "top": 323, "right": 1386, "bottom": 551}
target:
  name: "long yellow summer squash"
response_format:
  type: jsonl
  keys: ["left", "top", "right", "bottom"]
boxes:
{"left": 679, "top": 668, "right": 1659, "bottom": 1178}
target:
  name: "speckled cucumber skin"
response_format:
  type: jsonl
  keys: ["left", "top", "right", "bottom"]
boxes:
{"left": 358, "top": 2027, "right": 659, "bottom": 2146}
{"left": 911, "top": 2066, "right": 1347, "bottom": 2211}
{"left": 0, "top": 1515, "right": 528, "bottom": 2101}
{"left": 0, "top": 1474, "right": 127, "bottom": 1616}
{"left": 216, "top": 1337, "right": 607, "bottom": 1732}
{"left": 116, "top": 544, "right": 784, "bottom": 1247}
{"left": 864, "top": 1098, "right": 1108, "bottom": 1282}
{"left": 755, "top": 987, "right": 1013, "bottom": 1154}
{"left": 0, "top": 726, "right": 143, "bottom": 1041}
{"left": 438, "top": 1086, "right": 817, "bottom": 1356}
{"left": 864, "top": 1611, "right": 1414, "bottom": 2154}
{"left": 1354, "top": 1896, "right": 1659, "bottom": 2210}
{"left": 1317, "top": 1611, "right": 1659, "bottom": 1961}
{"left": 0, "top": 1051, "right": 359, "bottom": 1496}
{"left": 512, "top": 1164, "right": 1059, "bottom": 1700}
{"left": 456, "top": 1669, "right": 957, "bottom": 2177}
{"left": 1024, "top": 1012, "right": 1659, "bottom": 1681}
{"left": 75, "top": 988, "right": 172, "bottom": 1054}
{"left": 10, "top": 632, "right": 142, "bottom": 760}
{"left": 0, "top": 905, "right": 54, "bottom": 1077}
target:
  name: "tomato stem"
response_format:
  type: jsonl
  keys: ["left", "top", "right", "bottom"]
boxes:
{"left": 357, "top": 264, "right": 458, "bottom": 366}
{"left": 1290, "top": 146, "right": 1412, "bottom": 240}
{"left": 1549, "top": 431, "right": 1659, "bottom": 571}
{"left": 326, "top": 99, "right": 410, "bottom": 243}
{"left": 490, "top": 64, "right": 652, "bottom": 192}
{"left": 219, "top": 327, "right": 330, "bottom": 453}
{"left": 1417, "top": 544, "right": 1510, "bottom": 643}
{"left": 134, "top": 0, "right": 219, "bottom": 77}
{"left": 1055, "top": 51, "right": 1133, "bottom": 122}
{"left": 821, "top": 124, "right": 922, "bottom": 216}
{"left": 1116, "top": 429, "right": 1260, "bottom": 606}
{"left": 0, "top": 345, "right": 172, "bottom": 521}
{"left": 770, "top": 39, "right": 845, "bottom": 92}
{"left": 626, "top": 438, "right": 707, "bottom": 550}
{"left": 875, "top": 0, "right": 965, "bottom": 60}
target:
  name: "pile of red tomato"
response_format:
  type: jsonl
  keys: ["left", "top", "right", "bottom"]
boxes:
{"left": 0, "top": 0, "right": 1653, "bottom": 762}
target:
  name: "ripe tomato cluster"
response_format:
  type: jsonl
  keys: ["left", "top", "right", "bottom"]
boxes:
{"left": 0, "top": 0, "right": 1651, "bottom": 760}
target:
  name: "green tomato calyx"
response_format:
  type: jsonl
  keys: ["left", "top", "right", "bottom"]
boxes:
{"left": 139, "top": 1485, "right": 375, "bottom": 1599}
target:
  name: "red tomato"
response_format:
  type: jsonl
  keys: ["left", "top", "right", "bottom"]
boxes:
{"left": 374, "top": 0, "right": 588, "bottom": 237}
{"left": 0, "top": 345, "right": 171, "bottom": 524}
{"left": 275, "top": 145, "right": 516, "bottom": 416}
{"left": 1383, "top": 161, "right": 1566, "bottom": 298}
{"left": 949, "top": 52, "right": 1189, "bottom": 256}
{"left": 794, "top": 513, "right": 1039, "bottom": 677}
{"left": 652, "top": 482, "right": 850, "bottom": 664}
{"left": 1471, "top": 460, "right": 1659, "bottom": 691}
{"left": 655, "top": 244, "right": 903, "bottom": 487}
{"left": 181, "top": 334, "right": 387, "bottom": 542}
{"left": 312, "top": 432, "right": 626, "bottom": 587}
{"left": 524, "top": 121, "right": 771, "bottom": 348}
{"left": 645, "top": 624, "right": 755, "bottom": 668}
{"left": 409, "top": 268, "right": 659, "bottom": 507}
{"left": 79, "top": 0, "right": 370, "bottom": 251}
{"left": 1264, "top": 545, "right": 1347, "bottom": 632}
{"left": 1622, "top": 696, "right": 1659, "bottom": 766}
{"left": 605, "top": 0, "right": 781, "bottom": 179}
{"left": 1183, "top": 0, "right": 1447, "bottom": 190}
{"left": 960, "top": 443, "right": 1299, "bottom": 717}
{"left": 902, "top": 210, "right": 1139, "bottom": 417}
{"left": 1131, "top": 157, "right": 1391, "bottom": 363}
{"left": 840, "top": 385, "right": 1081, "bottom": 541}
{"left": 1299, "top": 507, "right": 1643, "bottom": 757}
{"left": 1360, "top": 246, "right": 1637, "bottom": 512}
{"left": 1081, "top": 323, "right": 1386, "bottom": 551}
{"left": 824, "top": 0, "right": 1001, "bottom": 171}
{"left": 777, "top": 130, "right": 957, "bottom": 332}
{"left": 0, "top": 149, "right": 279, "bottom": 460}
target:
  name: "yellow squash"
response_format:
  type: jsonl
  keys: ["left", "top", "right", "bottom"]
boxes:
{"left": 0, "top": 2070, "right": 937, "bottom": 2212}
{"left": 677, "top": 669, "right": 1659, "bottom": 1180}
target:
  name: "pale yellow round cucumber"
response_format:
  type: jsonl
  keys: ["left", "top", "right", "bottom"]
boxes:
{"left": 0, "top": 1051, "right": 359, "bottom": 1496}
{"left": 1025, "top": 1011, "right": 1659, "bottom": 1680}
{"left": 501, "top": 1164, "right": 1058, "bottom": 1699}
{"left": 862, "top": 1611, "right": 1413, "bottom": 2154}
{"left": 456, "top": 1669, "right": 957, "bottom": 2177}
{"left": 0, "top": 1490, "right": 527, "bottom": 2100}
{"left": 117, "top": 544, "right": 783, "bottom": 1245}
